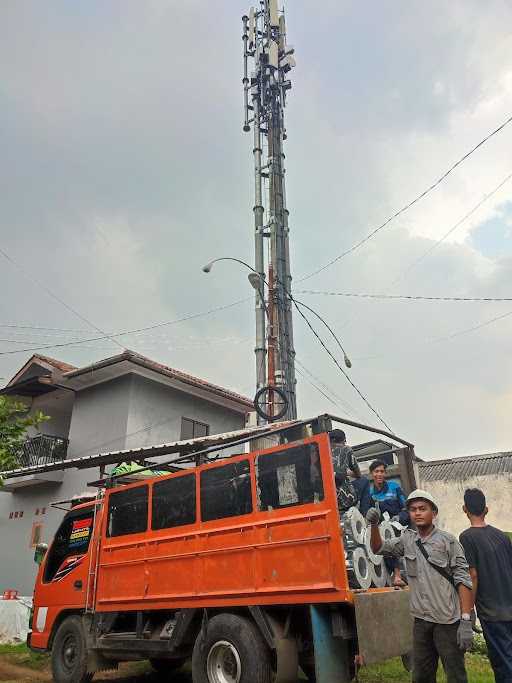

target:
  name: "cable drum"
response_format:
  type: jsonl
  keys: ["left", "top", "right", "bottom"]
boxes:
{"left": 364, "top": 528, "right": 382, "bottom": 565}
{"left": 350, "top": 547, "right": 372, "bottom": 590}
{"left": 370, "top": 560, "right": 388, "bottom": 588}
{"left": 343, "top": 507, "right": 365, "bottom": 545}
{"left": 379, "top": 520, "right": 396, "bottom": 545}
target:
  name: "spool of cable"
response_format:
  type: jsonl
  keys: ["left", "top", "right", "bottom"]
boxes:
{"left": 364, "top": 528, "right": 382, "bottom": 565}
{"left": 370, "top": 559, "right": 388, "bottom": 588}
{"left": 351, "top": 547, "right": 372, "bottom": 590}
{"left": 379, "top": 520, "right": 396, "bottom": 545}
{"left": 391, "top": 520, "right": 405, "bottom": 535}
{"left": 343, "top": 507, "right": 365, "bottom": 545}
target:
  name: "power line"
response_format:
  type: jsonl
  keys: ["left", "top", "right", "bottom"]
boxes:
{"left": 300, "top": 113, "right": 512, "bottom": 281}
{"left": 0, "top": 299, "right": 247, "bottom": 357}
{"left": 291, "top": 296, "right": 393, "bottom": 431}
{"left": 0, "top": 246, "right": 125, "bottom": 350}
{"left": 355, "top": 307, "right": 512, "bottom": 362}
{"left": 295, "top": 357, "right": 363, "bottom": 420}
{"left": 432, "top": 308, "right": 512, "bottom": 343}
{"left": 390, "top": 170, "right": 512, "bottom": 287}
{"left": 297, "top": 290, "right": 512, "bottom": 303}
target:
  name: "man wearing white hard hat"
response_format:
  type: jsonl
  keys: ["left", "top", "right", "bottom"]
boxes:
{"left": 366, "top": 489, "right": 474, "bottom": 683}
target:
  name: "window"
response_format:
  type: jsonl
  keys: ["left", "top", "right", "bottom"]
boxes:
{"left": 43, "top": 508, "right": 94, "bottom": 582}
{"left": 30, "top": 522, "right": 43, "bottom": 548}
{"left": 152, "top": 474, "right": 196, "bottom": 530}
{"left": 181, "top": 417, "right": 210, "bottom": 440}
{"left": 256, "top": 443, "right": 324, "bottom": 511}
{"left": 107, "top": 485, "right": 148, "bottom": 537}
{"left": 201, "top": 460, "right": 252, "bottom": 522}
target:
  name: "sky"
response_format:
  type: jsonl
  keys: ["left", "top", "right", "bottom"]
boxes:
{"left": 1, "top": 0, "right": 512, "bottom": 460}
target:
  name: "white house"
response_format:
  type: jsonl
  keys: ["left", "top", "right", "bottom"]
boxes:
{"left": 0, "top": 350, "right": 252, "bottom": 594}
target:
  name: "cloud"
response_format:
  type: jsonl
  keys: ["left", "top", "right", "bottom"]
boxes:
{"left": 1, "top": 0, "right": 512, "bottom": 459}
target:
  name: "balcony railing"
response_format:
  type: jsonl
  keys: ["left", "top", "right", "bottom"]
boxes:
{"left": 18, "top": 434, "right": 69, "bottom": 469}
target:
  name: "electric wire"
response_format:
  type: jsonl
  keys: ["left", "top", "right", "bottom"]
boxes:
{"left": 300, "top": 113, "right": 512, "bottom": 281}
{"left": 0, "top": 299, "right": 247, "bottom": 357}
{"left": 291, "top": 295, "right": 393, "bottom": 431}
{"left": 296, "top": 291, "right": 512, "bottom": 303}
{"left": 390, "top": 170, "right": 512, "bottom": 287}
{"left": 0, "top": 246, "right": 125, "bottom": 350}
{"left": 295, "top": 357, "right": 363, "bottom": 420}
{"left": 432, "top": 308, "right": 512, "bottom": 343}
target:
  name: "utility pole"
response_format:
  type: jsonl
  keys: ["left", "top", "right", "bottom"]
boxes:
{"left": 242, "top": 0, "right": 297, "bottom": 421}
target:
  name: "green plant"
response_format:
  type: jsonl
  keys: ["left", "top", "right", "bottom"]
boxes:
{"left": 0, "top": 396, "right": 49, "bottom": 474}
{"left": 0, "top": 643, "right": 49, "bottom": 670}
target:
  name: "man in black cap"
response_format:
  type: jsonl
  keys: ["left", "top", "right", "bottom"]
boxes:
{"left": 329, "top": 429, "right": 362, "bottom": 513}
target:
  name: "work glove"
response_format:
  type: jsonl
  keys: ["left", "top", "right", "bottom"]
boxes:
{"left": 365, "top": 508, "right": 380, "bottom": 526}
{"left": 457, "top": 618, "right": 474, "bottom": 652}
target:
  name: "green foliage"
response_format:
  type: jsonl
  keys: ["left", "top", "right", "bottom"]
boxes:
{"left": 0, "top": 642, "right": 49, "bottom": 670}
{"left": 358, "top": 655, "right": 494, "bottom": 682}
{"left": 0, "top": 396, "right": 49, "bottom": 473}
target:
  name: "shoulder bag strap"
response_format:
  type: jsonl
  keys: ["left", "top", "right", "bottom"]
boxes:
{"left": 415, "top": 539, "right": 455, "bottom": 588}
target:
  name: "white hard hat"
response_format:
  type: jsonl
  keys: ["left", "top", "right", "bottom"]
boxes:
{"left": 406, "top": 489, "right": 438, "bottom": 511}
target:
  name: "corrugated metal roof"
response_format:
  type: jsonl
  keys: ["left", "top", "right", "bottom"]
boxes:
{"left": 419, "top": 451, "right": 512, "bottom": 482}
{"left": 0, "top": 420, "right": 299, "bottom": 479}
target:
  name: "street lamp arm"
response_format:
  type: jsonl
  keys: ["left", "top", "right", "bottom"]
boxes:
{"left": 202, "top": 257, "right": 262, "bottom": 277}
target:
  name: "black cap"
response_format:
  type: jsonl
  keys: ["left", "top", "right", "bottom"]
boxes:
{"left": 330, "top": 429, "right": 346, "bottom": 443}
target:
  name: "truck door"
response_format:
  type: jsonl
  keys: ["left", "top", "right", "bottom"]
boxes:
{"left": 31, "top": 507, "right": 95, "bottom": 648}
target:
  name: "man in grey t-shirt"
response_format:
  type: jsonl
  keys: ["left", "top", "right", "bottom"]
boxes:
{"left": 367, "top": 489, "right": 474, "bottom": 683}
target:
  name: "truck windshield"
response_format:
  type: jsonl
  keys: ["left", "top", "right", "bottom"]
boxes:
{"left": 43, "top": 508, "right": 94, "bottom": 582}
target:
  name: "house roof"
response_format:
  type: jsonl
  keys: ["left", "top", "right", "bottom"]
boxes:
{"left": 63, "top": 350, "right": 253, "bottom": 409}
{"left": 419, "top": 451, "right": 512, "bottom": 482}
{"left": 0, "top": 354, "right": 78, "bottom": 397}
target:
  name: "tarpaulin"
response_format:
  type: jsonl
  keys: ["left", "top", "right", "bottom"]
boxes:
{"left": 0, "top": 597, "right": 32, "bottom": 644}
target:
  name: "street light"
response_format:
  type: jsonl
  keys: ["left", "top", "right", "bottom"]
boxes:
{"left": 202, "top": 256, "right": 352, "bottom": 370}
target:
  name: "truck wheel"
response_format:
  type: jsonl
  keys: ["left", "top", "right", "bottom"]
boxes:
{"left": 51, "top": 615, "right": 93, "bottom": 683}
{"left": 150, "top": 657, "right": 187, "bottom": 674}
{"left": 192, "top": 613, "right": 272, "bottom": 683}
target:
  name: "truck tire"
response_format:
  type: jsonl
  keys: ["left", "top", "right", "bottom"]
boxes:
{"left": 192, "top": 613, "right": 272, "bottom": 683}
{"left": 150, "top": 657, "right": 187, "bottom": 674}
{"left": 51, "top": 615, "right": 93, "bottom": 683}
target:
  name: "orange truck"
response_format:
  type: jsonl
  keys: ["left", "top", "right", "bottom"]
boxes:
{"left": 28, "top": 414, "right": 416, "bottom": 683}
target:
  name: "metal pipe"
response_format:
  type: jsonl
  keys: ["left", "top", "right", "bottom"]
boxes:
{"left": 242, "top": 16, "right": 250, "bottom": 133}
{"left": 252, "top": 69, "right": 267, "bottom": 421}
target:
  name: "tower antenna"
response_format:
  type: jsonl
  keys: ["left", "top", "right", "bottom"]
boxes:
{"left": 242, "top": 1, "right": 297, "bottom": 421}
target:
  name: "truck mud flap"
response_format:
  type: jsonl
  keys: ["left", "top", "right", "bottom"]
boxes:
{"left": 354, "top": 589, "right": 413, "bottom": 666}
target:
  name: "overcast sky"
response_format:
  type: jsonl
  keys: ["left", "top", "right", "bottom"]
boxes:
{"left": 1, "top": 1, "right": 512, "bottom": 460}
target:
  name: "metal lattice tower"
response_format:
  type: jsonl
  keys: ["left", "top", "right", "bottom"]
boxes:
{"left": 242, "top": 0, "right": 297, "bottom": 421}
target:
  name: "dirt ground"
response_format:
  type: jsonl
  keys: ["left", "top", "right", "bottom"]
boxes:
{"left": 0, "top": 658, "right": 192, "bottom": 683}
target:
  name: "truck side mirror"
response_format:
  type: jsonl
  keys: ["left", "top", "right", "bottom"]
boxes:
{"left": 34, "top": 543, "right": 48, "bottom": 565}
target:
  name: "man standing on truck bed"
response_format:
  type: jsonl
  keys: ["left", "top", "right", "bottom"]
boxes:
{"left": 329, "top": 429, "right": 362, "bottom": 513}
{"left": 368, "top": 459, "right": 409, "bottom": 588}
{"left": 367, "top": 489, "right": 474, "bottom": 683}
{"left": 460, "top": 488, "right": 512, "bottom": 683}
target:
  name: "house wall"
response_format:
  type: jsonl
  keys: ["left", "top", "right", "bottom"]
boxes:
{"left": 0, "top": 376, "right": 132, "bottom": 595}
{"left": 26, "top": 390, "right": 74, "bottom": 439}
{"left": 125, "top": 374, "right": 246, "bottom": 452}
{"left": 0, "top": 373, "right": 247, "bottom": 594}
{"left": 417, "top": 472, "right": 512, "bottom": 538}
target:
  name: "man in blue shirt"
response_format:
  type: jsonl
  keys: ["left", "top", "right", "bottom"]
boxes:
{"left": 369, "top": 459, "right": 408, "bottom": 587}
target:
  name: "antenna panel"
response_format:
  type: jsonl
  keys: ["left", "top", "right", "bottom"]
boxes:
{"left": 249, "top": 8, "right": 256, "bottom": 49}
{"left": 268, "top": 40, "right": 279, "bottom": 69}
{"left": 269, "top": 0, "right": 279, "bottom": 27}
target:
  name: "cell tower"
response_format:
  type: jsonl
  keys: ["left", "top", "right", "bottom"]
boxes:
{"left": 242, "top": 0, "right": 297, "bottom": 422}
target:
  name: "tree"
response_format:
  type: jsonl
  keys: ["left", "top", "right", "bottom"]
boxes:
{"left": 0, "top": 396, "right": 49, "bottom": 474}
